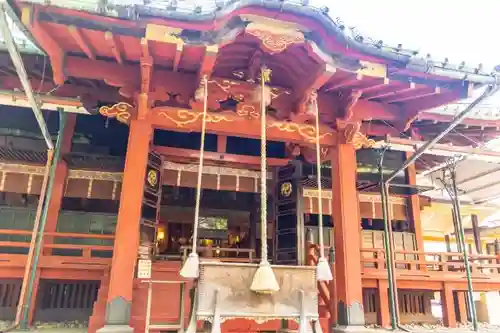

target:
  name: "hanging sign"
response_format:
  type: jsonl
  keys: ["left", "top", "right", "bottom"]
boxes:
{"left": 137, "top": 259, "right": 152, "bottom": 279}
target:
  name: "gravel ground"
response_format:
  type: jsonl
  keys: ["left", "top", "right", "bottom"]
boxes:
{"left": 0, "top": 321, "right": 87, "bottom": 332}
{"left": 2, "top": 321, "right": 500, "bottom": 333}
{"left": 361, "top": 323, "right": 500, "bottom": 333}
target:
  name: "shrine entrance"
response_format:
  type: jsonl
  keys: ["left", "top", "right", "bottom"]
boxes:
{"left": 155, "top": 186, "right": 262, "bottom": 264}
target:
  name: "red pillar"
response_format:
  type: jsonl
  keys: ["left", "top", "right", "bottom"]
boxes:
{"left": 99, "top": 119, "right": 152, "bottom": 331}
{"left": 441, "top": 284, "right": 457, "bottom": 328}
{"left": 331, "top": 143, "right": 365, "bottom": 327}
{"left": 42, "top": 114, "right": 77, "bottom": 253}
{"left": 457, "top": 291, "right": 468, "bottom": 324}
{"left": 377, "top": 280, "right": 390, "bottom": 328}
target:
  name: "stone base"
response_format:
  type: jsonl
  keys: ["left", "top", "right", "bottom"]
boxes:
{"left": 96, "top": 325, "right": 134, "bottom": 333}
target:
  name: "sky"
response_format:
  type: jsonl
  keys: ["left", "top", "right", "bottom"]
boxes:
{"left": 310, "top": 0, "right": 500, "bottom": 72}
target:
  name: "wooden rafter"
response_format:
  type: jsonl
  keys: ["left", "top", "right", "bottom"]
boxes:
{"left": 104, "top": 31, "right": 123, "bottom": 64}
{"left": 364, "top": 82, "right": 416, "bottom": 100}
{"left": 358, "top": 78, "right": 390, "bottom": 94}
{"left": 68, "top": 25, "right": 95, "bottom": 60}
{"left": 324, "top": 73, "right": 363, "bottom": 92}
{"left": 384, "top": 87, "right": 441, "bottom": 104}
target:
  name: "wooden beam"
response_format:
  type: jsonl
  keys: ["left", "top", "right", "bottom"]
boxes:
{"left": 104, "top": 31, "right": 123, "bottom": 64}
{"left": 217, "top": 136, "right": 227, "bottom": 153}
{"left": 21, "top": 7, "right": 66, "bottom": 85}
{"left": 324, "top": 73, "right": 362, "bottom": 92}
{"left": 364, "top": 82, "right": 415, "bottom": 101}
{"left": 358, "top": 78, "right": 390, "bottom": 94}
{"left": 68, "top": 25, "right": 95, "bottom": 60}
{"left": 384, "top": 87, "right": 441, "bottom": 104}
{"left": 295, "top": 63, "right": 336, "bottom": 115}
{"left": 154, "top": 146, "right": 289, "bottom": 167}
{"left": 151, "top": 107, "right": 337, "bottom": 146}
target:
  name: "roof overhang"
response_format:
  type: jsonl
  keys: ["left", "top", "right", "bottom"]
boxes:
{"left": 0, "top": 89, "right": 90, "bottom": 113}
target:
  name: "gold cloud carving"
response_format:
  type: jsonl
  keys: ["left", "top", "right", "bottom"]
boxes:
{"left": 158, "top": 109, "right": 234, "bottom": 128}
{"left": 99, "top": 102, "right": 134, "bottom": 124}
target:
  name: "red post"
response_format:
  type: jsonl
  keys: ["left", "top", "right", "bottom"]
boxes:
{"left": 441, "top": 283, "right": 457, "bottom": 328}
{"left": 457, "top": 291, "right": 468, "bottom": 324}
{"left": 331, "top": 143, "right": 364, "bottom": 327}
{"left": 377, "top": 280, "right": 390, "bottom": 328}
{"left": 99, "top": 119, "right": 152, "bottom": 332}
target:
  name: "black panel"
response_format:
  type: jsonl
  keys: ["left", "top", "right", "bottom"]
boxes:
{"left": 274, "top": 161, "right": 303, "bottom": 265}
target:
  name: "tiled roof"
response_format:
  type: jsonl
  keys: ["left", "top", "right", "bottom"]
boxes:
{"left": 3, "top": 0, "right": 496, "bottom": 84}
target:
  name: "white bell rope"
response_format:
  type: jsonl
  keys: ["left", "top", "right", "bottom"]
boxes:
{"left": 250, "top": 66, "right": 280, "bottom": 294}
{"left": 312, "top": 91, "right": 333, "bottom": 281}
{"left": 180, "top": 75, "right": 208, "bottom": 279}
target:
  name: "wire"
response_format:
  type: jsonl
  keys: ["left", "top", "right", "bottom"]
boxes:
{"left": 380, "top": 119, "right": 433, "bottom": 170}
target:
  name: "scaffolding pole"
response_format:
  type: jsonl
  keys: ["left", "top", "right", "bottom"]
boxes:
{"left": 442, "top": 165, "right": 478, "bottom": 331}
{"left": 379, "top": 149, "right": 399, "bottom": 330}
{"left": 0, "top": 6, "right": 53, "bottom": 149}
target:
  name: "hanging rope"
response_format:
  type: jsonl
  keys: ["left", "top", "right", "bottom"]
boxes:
{"left": 250, "top": 66, "right": 279, "bottom": 293}
{"left": 312, "top": 91, "right": 325, "bottom": 259}
{"left": 312, "top": 91, "right": 332, "bottom": 281}
{"left": 260, "top": 67, "right": 270, "bottom": 262}
{"left": 180, "top": 74, "right": 208, "bottom": 278}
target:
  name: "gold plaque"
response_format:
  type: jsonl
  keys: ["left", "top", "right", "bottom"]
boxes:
{"left": 147, "top": 169, "right": 158, "bottom": 187}
{"left": 280, "top": 182, "right": 292, "bottom": 197}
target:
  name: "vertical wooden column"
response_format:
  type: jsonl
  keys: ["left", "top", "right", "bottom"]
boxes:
{"left": 457, "top": 291, "right": 468, "bottom": 324}
{"left": 43, "top": 114, "right": 77, "bottom": 252}
{"left": 405, "top": 152, "right": 425, "bottom": 256}
{"left": 471, "top": 214, "right": 482, "bottom": 254}
{"left": 377, "top": 280, "right": 390, "bottom": 328}
{"left": 101, "top": 119, "right": 152, "bottom": 331}
{"left": 441, "top": 284, "right": 457, "bottom": 328}
{"left": 331, "top": 143, "right": 365, "bottom": 327}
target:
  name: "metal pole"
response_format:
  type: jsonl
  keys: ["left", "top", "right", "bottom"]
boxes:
{"left": 15, "top": 150, "right": 53, "bottom": 326}
{"left": 378, "top": 150, "right": 398, "bottom": 330}
{"left": 20, "top": 109, "right": 67, "bottom": 328}
{"left": 385, "top": 84, "right": 498, "bottom": 184}
{"left": 0, "top": 7, "right": 54, "bottom": 149}
{"left": 449, "top": 167, "right": 478, "bottom": 331}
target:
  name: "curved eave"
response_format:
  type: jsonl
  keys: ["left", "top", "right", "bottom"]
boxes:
{"left": 12, "top": 0, "right": 498, "bottom": 85}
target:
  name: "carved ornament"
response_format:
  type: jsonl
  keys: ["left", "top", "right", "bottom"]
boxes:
{"left": 268, "top": 121, "right": 332, "bottom": 144}
{"left": 156, "top": 108, "right": 332, "bottom": 144}
{"left": 245, "top": 22, "right": 304, "bottom": 54}
{"left": 158, "top": 109, "right": 234, "bottom": 127}
{"left": 344, "top": 122, "right": 375, "bottom": 150}
{"left": 99, "top": 102, "right": 134, "bottom": 125}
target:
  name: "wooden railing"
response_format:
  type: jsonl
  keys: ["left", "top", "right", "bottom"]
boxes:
{"left": 360, "top": 248, "right": 500, "bottom": 275}
{"left": 0, "top": 229, "right": 114, "bottom": 259}
{"left": 179, "top": 246, "right": 256, "bottom": 263}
